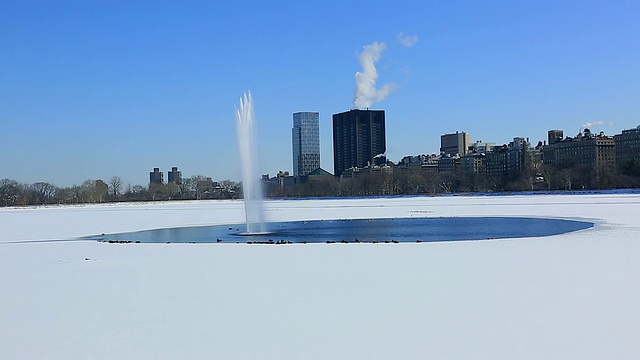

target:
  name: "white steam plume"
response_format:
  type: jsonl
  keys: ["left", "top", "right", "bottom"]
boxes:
{"left": 581, "top": 121, "right": 613, "bottom": 130}
{"left": 353, "top": 42, "right": 398, "bottom": 109}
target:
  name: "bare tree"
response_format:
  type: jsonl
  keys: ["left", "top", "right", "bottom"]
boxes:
{"left": 560, "top": 168, "right": 573, "bottom": 190}
{"left": 539, "top": 164, "right": 555, "bottom": 190}
{"left": 219, "top": 179, "right": 239, "bottom": 198}
{"left": 338, "top": 177, "right": 355, "bottom": 196}
{"left": 79, "top": 179, "right": 108, "bottom": 202}
{"left": 182, "top": 176, "right": 198, "bottom": 199}
{"left": 109, "top": 176, "right": 122, "bottom": 201}
{"left": 166, "top": 182, "right": 184, "bottom": 200}
{"left": 148, "top": 182, "right": 167, "bottom": 201}
{"left": 438, "top": 171, "right": 456, "bottom": 193}
{"left": 306, "top": 176, "right": 339, "bottom": 197}
{"left": 53, "top": 186, "right": 73, "bottom": 204}
{"left": 69, "top": 185, "right": 84, "bottom": 204}
{"left": 30, "top": 182, "right": 57, "bottom": 205}
{"left": 0, "top": 179, "right": 23, "bottom": 206}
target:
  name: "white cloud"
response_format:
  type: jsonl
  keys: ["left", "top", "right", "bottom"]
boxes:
{"left": 397, "top": 32, "right": 419, "bottom": 47}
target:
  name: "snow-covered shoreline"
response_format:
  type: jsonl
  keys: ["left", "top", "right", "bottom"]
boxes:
{"left": 1, "top": 194, "right": 639, "bottom": 359}
{"left": 2, "top": 193, "right": 636, "bottom": 242}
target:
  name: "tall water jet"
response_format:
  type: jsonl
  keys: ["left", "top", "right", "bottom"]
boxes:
{"left": 235, "top": 92, "right": 267, "bottom": 234}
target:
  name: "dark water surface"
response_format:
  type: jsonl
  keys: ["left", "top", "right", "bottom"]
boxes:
{"left": 87, "top": 217, "right": 594, "bottom": 244}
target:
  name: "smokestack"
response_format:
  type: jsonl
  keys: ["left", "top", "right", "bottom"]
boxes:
{"left": 353, "top": 42, "right": 397, "bottom": 109}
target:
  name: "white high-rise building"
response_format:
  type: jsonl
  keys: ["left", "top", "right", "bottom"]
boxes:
{"left": 292, "top": 112, "right": 320, "bottom": 176}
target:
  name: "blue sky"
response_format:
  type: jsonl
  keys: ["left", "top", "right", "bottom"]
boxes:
{"left": 2, "top": 1, "right": 639, "bottom": 186}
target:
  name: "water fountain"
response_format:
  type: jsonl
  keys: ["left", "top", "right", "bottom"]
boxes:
{"left": 88, "top": 95, "right": 596, "bottom": 244}
{"left": 235, "top": 92, "right": 267, "bottom": 234}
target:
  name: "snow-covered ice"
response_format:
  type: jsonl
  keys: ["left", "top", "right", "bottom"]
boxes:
{"left": 1, "top": 194, "right": 639, "bottom": 359}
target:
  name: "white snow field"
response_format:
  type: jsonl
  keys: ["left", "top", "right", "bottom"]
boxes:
{"left": 1, "top": 194, "right": 639, "bottom": 360}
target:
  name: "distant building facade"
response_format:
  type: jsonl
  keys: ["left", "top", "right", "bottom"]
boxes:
{"left": 440, "top": 131, "right": 471, "bottom": 156}
{"left": 461, "top": 152, "right": 487, "bottom": 177}
{"left": 486, "top": 137, "right": 534, "bottom": 178}
{"left": 468, "top": 140, "right": 495, "bottom": 154}
{"left": 548, "top": 129, "right": 564, "bottom": 145}
{"left": 150, "top": 168, "right": 164, "bottom": 184}
{"left": 262, "top": 171, "right": 299, "bottom": 196}
{"left": 614, "top": 125, "right": 640, "bottom": 167}
{"left": 292, "top": 112, "right": 321, "bottom": 176}
{"left": 332, "top": 109, "right": 386, "bottom": 177}
{"left": 542, "top": 128, "right": 615, "bottom": 173}
{"left": 486, "top": 147, "right": 507, "bottom": 176}
{"left": 438, "top": 155, "right": 461, "bottom": 174}
{"left": 305, "top": 167, "right": 333, "bottom": 181}
{"left": 396, "top": 154, "right": 431, "bottom": 169}
{"left": 168, "top": 167, "right": 183, "bottom": 185}
{"left": 543, "top": 130, "right": 565, "bottom": 163}
{"left": 506, "top": 137, "right": 530, "bottom": 173}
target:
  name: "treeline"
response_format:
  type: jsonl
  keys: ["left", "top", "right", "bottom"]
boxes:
{"left": 0, "top": 176, "right": 240, "bottom": 207}
{"left": 265, "top": 160, "right": 640, "bottom": 198}
{"left": 3, "top": 160, "right": 640, "bottom": 207}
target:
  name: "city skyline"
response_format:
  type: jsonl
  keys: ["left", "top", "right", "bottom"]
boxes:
{"left": 2, "top": 1, "right": 639, "bottom": 186}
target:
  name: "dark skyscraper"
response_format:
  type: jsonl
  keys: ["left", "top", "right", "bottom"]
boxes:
{"left": 167, "top": 166, "right": 183, "bottom": 185}
{"left": 149, "top": 167, "right": 164, "bottom": 184}
{"left": 332, "top": 109, "right": 386, "bottom": 177}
